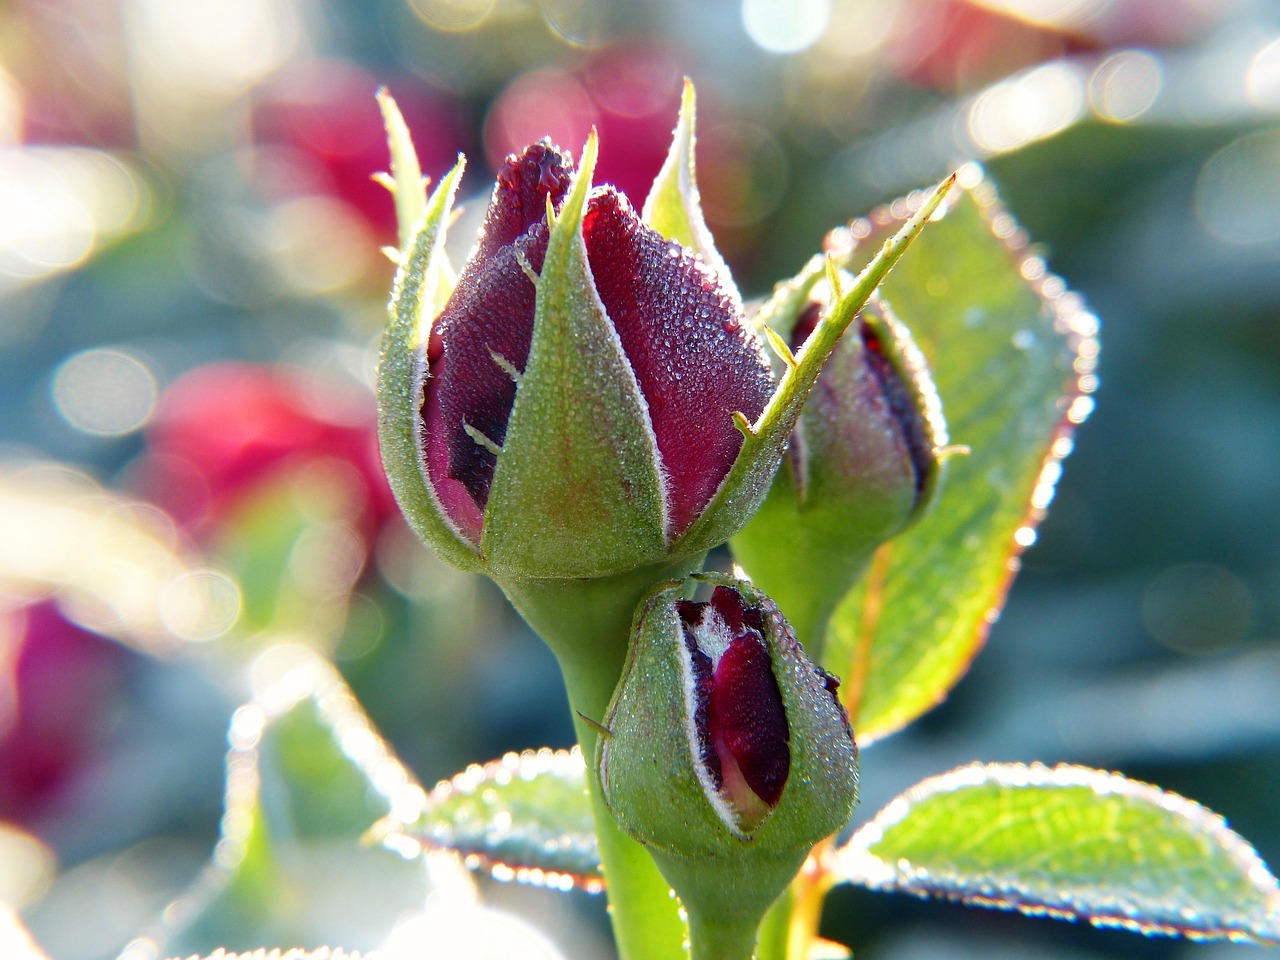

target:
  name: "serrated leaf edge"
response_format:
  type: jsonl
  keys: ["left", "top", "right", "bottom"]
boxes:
{"left": 377, "top": 747, "right": 603, "bottom": 894}
{"left": 829, "top": 163, "right": 1101, "bottom": 745}
{"left": 835, "top": 761, "right": 1280, "bottom": 943}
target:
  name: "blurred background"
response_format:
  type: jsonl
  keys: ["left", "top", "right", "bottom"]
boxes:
{"left": 1, "top": 0, "right": 1279, "bottom": 958}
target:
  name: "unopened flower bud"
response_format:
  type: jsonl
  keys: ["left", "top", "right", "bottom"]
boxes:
{"left": 380, "top": 129, "right": 775, "bottom": 583}
{"left": 379, "top": 87, "right": 953, "bottom": 593}
{"left": 598, "top": 576, "right": 857, "bottom": 950}
{"left": 732, "top": 278, "right": 946, "bottom": 647}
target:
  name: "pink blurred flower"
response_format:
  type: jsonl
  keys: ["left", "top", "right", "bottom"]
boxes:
{"left": 0, "top": 602, "right": 126, "bottom": 828}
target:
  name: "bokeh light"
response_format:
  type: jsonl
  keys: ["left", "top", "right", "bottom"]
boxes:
{"left": 1141, "top": 562, "right": 1253, "bottom": 656}
{"left": 485, "top": 68, "right": 599, "bottom": 173}
{"left": 0, "top": 149, "right": 149, "bottom": 288}
{"left": 1247, "top": 37, "right": 1280, "bottom": 111}
{"left": 1088, "top": 49, "right": 1162, "bottom": 122}
{"left": 51, "top": 348, "right": 159, "bottom": 437}
{"left": 1194, "top": 128, "right": 1280, "bottom": 245}
{"left": 407, "top": 0, "right": 495, "bottom": 33}
{"left": 965, "top": 60, "right": 1086, "bottom": 155}
{"left": 742, "top": 0, "right": 831, "bottom": 54}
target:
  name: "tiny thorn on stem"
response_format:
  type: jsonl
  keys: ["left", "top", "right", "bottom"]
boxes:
{"left": 380, "top": 246, "right": 402, "bottom": 264}
{"left": 762, "top": 324, "right": 797, "bottom": 369}
{"left": 463, "top": 422, "right": 503, "bottom": 457}
{"left": 371, "top": 171, "right": 396, "bottom": 192}
{"left": 732, "top": 410, "right": 757, "bottom": 438}
{"left": 823, "top": 255, "right": 844, "bottom": 300}
{"left": 577, "top": 711, "right": 613, "bottom": 739}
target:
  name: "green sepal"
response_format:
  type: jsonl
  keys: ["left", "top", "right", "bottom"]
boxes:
{"left": 376, "top": 88, "right": 426, "bottom": 251}
{"left": 378, "top": 159, "right": 483, "bottom": 572}
{"left": 675, "top": 174, "right": 957, "bottom": 561}
{"left": 642, "top": 79, "right": 740, "bottom": 305}
{"left": 482, "top": 132, "right": 668, "bottom": 580}
{"left": 598, "top": 574, "right": 858, "bottom": 957}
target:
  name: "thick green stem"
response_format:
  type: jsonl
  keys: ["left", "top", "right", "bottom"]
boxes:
{"left": 755, "top": 888, "right": 793, "bottom": 960}
{"left": 687, "top": 912, "right": 758, "bottom": 960}
{"left": 501, "top": 559, "right": 702, "bottom": 960}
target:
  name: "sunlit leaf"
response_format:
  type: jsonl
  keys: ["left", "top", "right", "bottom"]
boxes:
{"left": 820, "top": 167, "right": 1099, "bottom": 741}
{"left": 377, "top": 747, "right": 602, "bottom": 892}
{"left": 835, "top": 762, "right": 1280, "bottom": 943}
{"left": 149, "top": 647, "right": 453, "bottom": 956}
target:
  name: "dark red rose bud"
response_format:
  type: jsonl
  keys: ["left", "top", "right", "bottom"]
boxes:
{"left": 598, "top": 575, "right": 858, "bottom": 951}
{"left": 419, "top": 140, "right": 772, "bottom": 555}
{"left": 380, "top": 88, "right": 952, "bottom": 585}
{"left": 733, "top": 279, "right": 947, "bottom": 649}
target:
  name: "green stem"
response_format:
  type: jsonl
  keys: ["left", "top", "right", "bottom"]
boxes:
{"left": 687, "top": 912, "right": 759, "bottom": 960}
{"left": 755, "top": 888, "right": 792, "bottom": 960}
{"left": 501, "top": 558, "right": 703, "bottom": 960}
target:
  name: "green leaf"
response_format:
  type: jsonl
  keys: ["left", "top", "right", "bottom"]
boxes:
{"left": 819, "top": 167, "right": 1099, "bottom": 740}
{"left": 834, "top": 762, "right": 1280, "bottom": 943}
{"left": 375, "top": 748, "right": 602, "bottom": 891}
{"left": 152, "top": 649, "right": 453, "bottom": 956}
{"left": 642, "top": 79, "right": 740, "bottom": 305}
{"left": 483, "top": 131, "right": 668, "bottom": 580}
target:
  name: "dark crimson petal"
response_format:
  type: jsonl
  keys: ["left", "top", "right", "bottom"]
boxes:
{"left": 581, "top": 189, "right": 773, "bottom": 537}
{"left": 860, "top": 320, "right": 933, "bottom": 503}
{"left": 709, "top": 585, "right": 745, "bottom": 635}
{"left": 788, "top": 301, "right": 823, "bottom": 353}
{"left": 428, "top": 229, "right": 547, "bottom": 511}
{"left": 422, "top": 144, "right": 573, "bottom": 529}
{"left": 710, "top": 632, "right": 791, "bottom": 808}
{"left": 477, "top": 142, "right": 574, "bottom": 262}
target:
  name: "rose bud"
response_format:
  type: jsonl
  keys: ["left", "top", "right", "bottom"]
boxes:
{"left": 597, "top": 576, "right": 857, "bottom": 956}
{"left": 731, "top": 267, "right": 947, "bottom": 649}
{"left": 379, "top": 118, "right": 774, "bottom": 583}
{"left": 379, "top": 87, "right": 956, "bottom": 589}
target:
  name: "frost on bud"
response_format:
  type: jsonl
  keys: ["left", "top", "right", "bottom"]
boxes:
{"left": 598, "top": 576, "right": 857, "bottom": 939}
{"left": 379, "top": 126, "right": 776, "bottom": 583}
{"left": 731, "top": 274, "right": 947, "bottom": 648}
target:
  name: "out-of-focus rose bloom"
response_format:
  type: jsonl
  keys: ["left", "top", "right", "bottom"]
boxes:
{"left": 134, "top": 362, "right": 397, "bottom": 541}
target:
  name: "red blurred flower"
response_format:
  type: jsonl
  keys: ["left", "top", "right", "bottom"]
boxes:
{"left": 135, "top": 362, "right": 397, "bottom": 541}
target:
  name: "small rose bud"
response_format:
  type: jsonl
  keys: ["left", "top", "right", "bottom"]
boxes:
{"left": 732, "top": 275, "right": 947, "bottom": 647}
{"left": 598, "top": 576, "right": 857, "bottom": 948}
